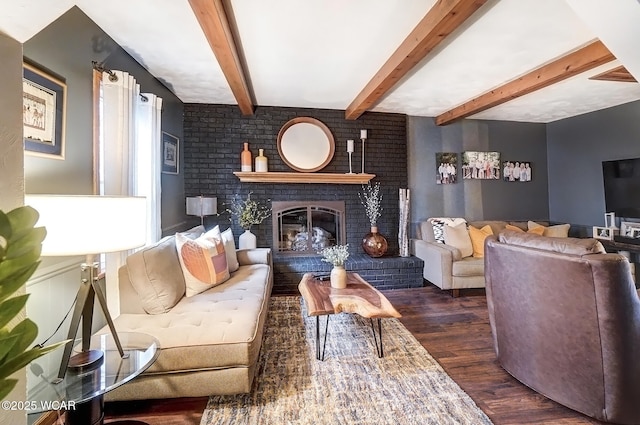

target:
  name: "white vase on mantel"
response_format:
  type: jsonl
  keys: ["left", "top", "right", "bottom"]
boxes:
{"left": 239, "top": 229, "right": 257, "bottom": 249}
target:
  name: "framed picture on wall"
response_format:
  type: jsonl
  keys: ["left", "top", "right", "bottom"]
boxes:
{"left": 435, "top": 152, "right": 458, "bottom": 184}
{"left": 502, "top": 161, "right": 532, "bottom": 182}
{"left": 162, "top": 132, "right": 179, "bottom": 174}
{"left": 461, "top": 151, "right": 500, "bottom": 180}
{"left": 23, "top": 62, "right": 66, "bottom": 159}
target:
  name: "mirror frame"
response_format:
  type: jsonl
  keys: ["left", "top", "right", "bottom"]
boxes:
{"left": 277, "top": 117, "right": 335, "bottom": 173}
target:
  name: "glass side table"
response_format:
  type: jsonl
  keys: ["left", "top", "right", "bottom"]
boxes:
{"left": 27, "top": 332, "right": 159, "bottom": 425}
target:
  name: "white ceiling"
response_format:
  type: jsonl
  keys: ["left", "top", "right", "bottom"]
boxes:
{"left": 2, "top": 0, "right": 640, "bottom": 123}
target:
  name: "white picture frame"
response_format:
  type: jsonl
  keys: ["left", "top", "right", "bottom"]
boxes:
{"left": 593, "top": 226, "right": 613, "bottom": 240}
{"left": 620, "top": 222, "right": 640, "bottom": 237}
{"left": 604, "top": 212, "right": 617, "bottom": 228}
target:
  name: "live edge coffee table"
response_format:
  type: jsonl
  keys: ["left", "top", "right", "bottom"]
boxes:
{"left": 298, "top": 272, "right": 401, "bottom": 361}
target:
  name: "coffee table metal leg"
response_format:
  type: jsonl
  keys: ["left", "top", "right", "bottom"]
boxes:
{"left": 315, "top": 315, "right": 330, "bottom": 361}
{"left": 370, "top": 318, "right": 383, "bottom": 358}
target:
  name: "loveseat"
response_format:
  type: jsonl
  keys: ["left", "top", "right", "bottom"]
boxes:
{"left": 485, "top": 231, "right": 640, "bottom": 424}
{"left": 411, "top": 218, "right": 568, "bottom": 295}
{"left": 99, "top": 226, "right": 273, "bottom": 401}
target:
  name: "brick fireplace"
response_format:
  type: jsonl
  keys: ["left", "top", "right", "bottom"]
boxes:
{"left": 183, "top": 104, "right": 423, "bottom": 294}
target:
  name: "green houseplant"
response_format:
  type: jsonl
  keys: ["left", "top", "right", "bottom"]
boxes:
{"left": 0, "top": 205, "right": 66, "bottom": 400}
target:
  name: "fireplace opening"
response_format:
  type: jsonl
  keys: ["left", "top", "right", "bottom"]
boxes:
{"left": 272, "top": 201, "right": 345, "bottom": 255}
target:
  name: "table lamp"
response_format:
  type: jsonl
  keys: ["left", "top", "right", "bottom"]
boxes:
{"left": 25, "top": 195, "right": 147, "bottom": 382}
{"left": 186, "top": 196, "right": 217, "bottom": 226}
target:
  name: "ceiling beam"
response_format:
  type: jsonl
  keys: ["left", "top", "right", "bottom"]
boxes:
{"left": 345, "top": 0, "right": 489, "bottom": 120}
{"left": 435, "top": 40, "right": 616, "bottom": 126}
{"left": 188, "top": 0, "right": 254, "bottom": 115}
{"left": 589, "top": 65, "right": 637, "bottom": 83}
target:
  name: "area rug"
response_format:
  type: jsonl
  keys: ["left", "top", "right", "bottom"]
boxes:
{"left": 200, "top": 296, "right": 493, "bottom": 425}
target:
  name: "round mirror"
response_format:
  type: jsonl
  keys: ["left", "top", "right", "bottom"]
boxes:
{"left": 277, "top": 117, "right": 335, "bottom": 172}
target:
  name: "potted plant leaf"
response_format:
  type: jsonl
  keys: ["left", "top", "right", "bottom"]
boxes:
{"left": 0, "top": 205, "right": 67, "bottom": 401}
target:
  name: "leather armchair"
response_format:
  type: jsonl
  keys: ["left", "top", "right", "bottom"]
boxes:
{"left": 485, "top": 231, "right": 640, "bottom": 424}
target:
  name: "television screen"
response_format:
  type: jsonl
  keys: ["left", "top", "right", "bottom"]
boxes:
{"left": 602, "top": 158, "right": 640, "bottom": 218}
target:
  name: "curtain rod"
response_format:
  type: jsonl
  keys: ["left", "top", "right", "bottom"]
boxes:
{"left": 92, "top": 61, "right": 149, "bottom": 102}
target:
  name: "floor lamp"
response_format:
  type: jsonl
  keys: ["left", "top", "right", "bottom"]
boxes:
{"left": 186, "top": 196, "right": 217, "bottom": 226}
{"left": 25, "top": 195, "right": 147, "bottom": 382}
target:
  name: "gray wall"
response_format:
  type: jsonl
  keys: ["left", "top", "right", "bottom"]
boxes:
{"left": 23, "top": 6, "right": 185, "bottom": 233}
{"left": 407, "top": 116, "right": 548, "bottom": 233}
{"left": 0, "top": 32, "right": 27, "bottom": 425}
{"left": 548, "top": 100, "right": 640, "bottom": 227}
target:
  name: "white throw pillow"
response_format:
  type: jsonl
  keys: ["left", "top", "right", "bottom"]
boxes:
{"left": 207, "top": 226, "right": 239, "bottom": 272}
{"left": 175, "top": 231, "right": 230, "bottom": 297}
{"left": 443, "top": 222, "right": 473, "bottom": 258}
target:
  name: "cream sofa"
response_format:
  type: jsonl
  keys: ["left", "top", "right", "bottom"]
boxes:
{"left": 411, "top": 219, "right": 564, "bottom": 296}
{"left": 99, "top": 231, "right": 273, "bottom": 401}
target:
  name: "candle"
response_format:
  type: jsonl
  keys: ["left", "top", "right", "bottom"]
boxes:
{"left": 347, "top": 139, "right": 354, "bottom": 153}
{"left": 360, "top": 129, "right": 367, "bottom": 139}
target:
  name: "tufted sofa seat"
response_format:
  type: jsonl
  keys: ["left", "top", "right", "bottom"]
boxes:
{"left": 99, "top": 233, "right": 272, "bottom": 401}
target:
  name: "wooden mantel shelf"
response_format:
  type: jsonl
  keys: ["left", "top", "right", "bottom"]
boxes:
{"left": 233, "top": 172, "right": 376, "bottom": 184}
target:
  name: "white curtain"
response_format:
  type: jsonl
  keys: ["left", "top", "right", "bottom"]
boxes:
{"left": 100, "top": 70, "right": 162, "bottom": 315}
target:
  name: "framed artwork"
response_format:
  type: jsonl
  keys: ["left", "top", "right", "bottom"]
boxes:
{"left": 620, "top": 221, "right": 640, "bottom": 237}
{"left": 593, "top": 226, "right": 613, "bottom": 240}
{"left": 461, "top": 151, "right": 500, "bottom": 180}
{"left": 23, "top": 62, "right": 66, "bottom": 159}
{"left": 162, "top": 132, "right": 179, "bottom": 174}
{"left": 502, "top": 161, "right": 532, "bottom": 182}
{"left": 435, "top": 152, "right": 458, "bottom": 184}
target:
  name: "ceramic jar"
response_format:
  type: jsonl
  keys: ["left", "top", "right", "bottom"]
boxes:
{"left": 255, "top": 149, "right": 268, "bottom": 172}
{"left": 330, "top": 265, "right": 347, "bottom": 289}
{"left": 241, "top": 142, "right": 252, "bottom": 172}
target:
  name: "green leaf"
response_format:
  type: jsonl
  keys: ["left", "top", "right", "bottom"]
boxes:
{"left": 4, "top": 319, "right": 37, "bottom": 360}
{"left": 0, "top": 379, "right": 17, "bottom": 401}
{"left": 0, "top": 263, "right": 39, "bottom": 304}
{"left": 0, "top": 211, "right": 11, "bottom": 242}
{"left": 0, "top": 295, "right": 29, "bottom": 329}
{"left": 0, "top": 253, "right": 40, "bottom": 288}
{"left": 5, "top": 227, "right": 45, "bottom": 260}
{"left": 6, "top": 206, "right": 39, "bottom": 240}
{"left": 0, "top": 333, "right": 19, "bottom": 363}
{"left": 0, "top": 341, "right": 67, "bottom": 381}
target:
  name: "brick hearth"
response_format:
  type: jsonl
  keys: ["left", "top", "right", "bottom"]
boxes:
{"left": 273, "top": 253, "right": 424, "bottom": 295}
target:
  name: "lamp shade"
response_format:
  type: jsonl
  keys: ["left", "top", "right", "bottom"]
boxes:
{"left": 25, "top": 195, "right": 147, "bottom": 256}
{"left": 186, "top": 196, "right": 217, "bottom": 217}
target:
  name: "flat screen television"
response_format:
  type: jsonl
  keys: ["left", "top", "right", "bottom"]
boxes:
{"left": 602, "top": 157, "right": 640, "bottom": 218}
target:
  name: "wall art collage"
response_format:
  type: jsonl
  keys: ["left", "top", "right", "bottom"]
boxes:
{"left": 436, "top": 151, "right": 532, "bottom": 184}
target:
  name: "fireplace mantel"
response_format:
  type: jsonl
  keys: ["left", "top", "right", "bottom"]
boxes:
{"left": 233, "top": 171, "right": 375, "bottom": 184}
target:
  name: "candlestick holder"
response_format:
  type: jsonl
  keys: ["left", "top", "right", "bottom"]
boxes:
{"left": 347, "top": 151, "right": 354, "bottom": 174}
{"left": 361, "top": 136, "right": 366, "bottom": 174}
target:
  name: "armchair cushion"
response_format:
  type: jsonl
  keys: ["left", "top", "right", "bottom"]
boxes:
{"left": 499, "top": 230, "right": 605, "bottom": 255}
{"left": 469, "top": 225, "right": 493, "bottom": 258}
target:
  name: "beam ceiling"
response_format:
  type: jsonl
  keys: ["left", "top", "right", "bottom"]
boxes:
{"left": 188, "top": 0, "right": 254, "bottom": 115}
{"left": 345, "top": 0, "right": 489, "bottom": 120}
{"left": 436, "top": 40, "right": 616, "bottom": 125}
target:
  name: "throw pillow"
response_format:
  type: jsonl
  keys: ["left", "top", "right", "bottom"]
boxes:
{"left": 468, "top": 225, "right": 494, "bottom": 258}
{"left": 207, "top": 226, "right": 239, "bottom": 272}
{"left": 175, "top": 231, "right": 230, "bottom": 297}
{"left": 431, "top": 219, "right": 446, "bottom": 243}
{"left": 505, "top": 224, "right": 545, "bottom": 236}
{"left": 443, "top": 223, "right": 473, "bottom": 258}
{"left": 528, "top": 221, "right": 570, "bottom": 238}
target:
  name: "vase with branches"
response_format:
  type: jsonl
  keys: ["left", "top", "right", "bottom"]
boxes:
{"left": 226, "top": 192, "right": 271, "bottom": 249}
{"left": 359, "top": 182, "right": 388, "bottom": 257}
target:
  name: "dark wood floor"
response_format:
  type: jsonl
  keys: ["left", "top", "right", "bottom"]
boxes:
{"left": 104, "top": 285, "right": 604, "bottom": 425}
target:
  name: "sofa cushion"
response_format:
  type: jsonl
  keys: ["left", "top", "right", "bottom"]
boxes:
{"left": 444, "top": 222, "right": 473, "bottom": 258}
{"left": 108, "top": 264, "right": 270, "bottom": 373}
{"left": 505, "top": 224, "right": 545, "bottom": 235}
{"left": 468, "top": 220, "right": 509, "bottom": 236}
{"left": 126, "top": 236, "right": 186, "bottom": 315}
{"left": 528, "top": 221, "right": 570, "bottom": 238}
{"left": 452, "top": 257, "right": 485, "bottom": 277}
{"left": 176, "top": 231, "right": 230, "bottom": 297}
{"left": 208, "top": 226, "right": 239, "bottom": 272}
{"left": 499, "top": 230, "right": 606, "bottom": 256}
{"left": 469, "top": 225, "right": 493, "bottom": 258}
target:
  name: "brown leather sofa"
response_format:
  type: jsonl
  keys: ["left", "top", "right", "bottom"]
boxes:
{"left": 485, "top": 230, "right": 640, "bottom": 424}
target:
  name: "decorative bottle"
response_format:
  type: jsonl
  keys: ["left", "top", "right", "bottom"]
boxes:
{"left": 241, "top": 142, "right": 252, "bottom": 172}
{"left": 255, "top": 149, "right": 268, "bottom": 172}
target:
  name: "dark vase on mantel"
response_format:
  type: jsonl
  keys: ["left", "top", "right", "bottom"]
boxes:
{"left": 362, "top": 226, "right": 388, "bottom": 258}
